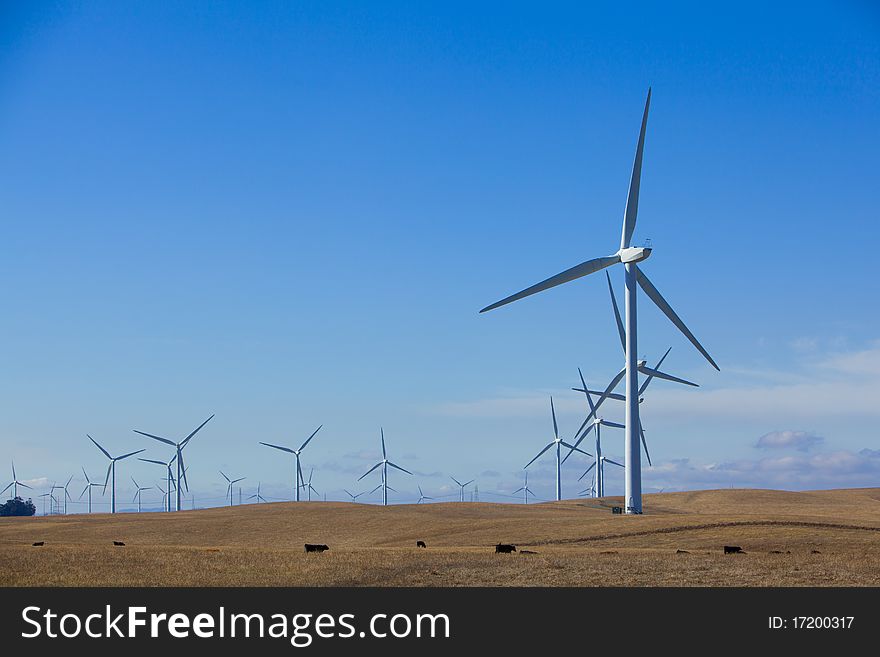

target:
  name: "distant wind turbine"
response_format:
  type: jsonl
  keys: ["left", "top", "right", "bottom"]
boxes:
{"left": 479, "top": 89, "right": 718, "bottom": 514}
{"left": 344, "top": 489, "right": 366, "bottom": 503}
{"left": 220, "top": 471, "right": 245, "bottom": 507}
{"left": 138, "top": 455, "right": 177, "bottom": 512}
{"left": 417, "top": 485, "right": 434, "bottom": 504}
{"left": 80, "top": 467, "right": 103, "bottom": 513}
{"left": 523, "top": 397, "right": 591, "bottom": 501}
{"left": 248, "top": 482, "right": 267, "bottom": 504}
{"left": 512, "top": 471, "right": 537, "bottom": 504}
{"left": 449, "top": 476, "right": 474, "bottom": 503}
{"left": 1, "top": 461, "right": 32, "bottom": 500}
{"left": 358, "top": 428, "right": 412, "bottom": 506}
{"left": 88, "top": 435, "right": 145, "bottom": 514}
{"left": 133, "top": 414, "right": 214, "bottom": 512}
{"left": 259, "top": 425, "right": 322, "bottom": 502}
{"left": 303, "top": 469, "right": 319, "bottom": 502}
{"left": 131, "top": 477, "right": 152, "bottom": 513}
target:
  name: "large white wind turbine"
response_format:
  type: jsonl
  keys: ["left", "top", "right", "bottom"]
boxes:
{"left": 220, "top": 471, "right": 245, "bottom": 507}
{"left": 480, "top": 89, "right": 718, "bottom": 513}
{"left": 358, "top": 428, "right": 412, "bottom": 506}
{"left": 248, "top": 482, "right": 268, "bottom": 504}
{"left": 88, "top": 435, "right": 145, "bottom": 514}
{"left": 259, "top": 425, "right": 322, "bottom": 502}
{"left": 523, "top": 397, "right": 591, "bottom": 501}
{"left": 133, "top": 415, "right": 213, "bottom": 512}
{"left": 80, "top": 467, "right": 103, "bottom": 513}
{"left": 1, "top": 461, "right": 32, "bottom": 500}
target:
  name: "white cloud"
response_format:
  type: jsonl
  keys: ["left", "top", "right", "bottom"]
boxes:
{"left": 755, "top": 430, "right": 824, "bottom": 451}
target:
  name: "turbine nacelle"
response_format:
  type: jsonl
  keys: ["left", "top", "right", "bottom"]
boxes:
{"left": 617, "top": 246, "right": 652, "bottom": 264}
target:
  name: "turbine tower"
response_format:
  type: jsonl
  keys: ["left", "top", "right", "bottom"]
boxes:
{"left": 133, "top": 414, "right": 214, "bottom": 512}
{"left": 480, "top": 89, "right": 718, "bottom": 513}
{"left": 358, "top": 428, "right": 412, "bottom": 506}
{"left": 523, "top": 397, "right": 591, "bottom": 501}
{"left": 449, "top": 476, "right": 474, "bottom": 503}
{"left": 88, "top": 435, "right": 144, "bottom": 514}
{"left": 80, "top": 467, "right": 103, "bottom": 513}
{"left": 2, "top": 461, "right": 32, "bottom": 500}
{"left": 259, "top": 425, "right": 322, "bottom": 502}
{"left": 220, "top": 471, "right": 245, "bottom": 506}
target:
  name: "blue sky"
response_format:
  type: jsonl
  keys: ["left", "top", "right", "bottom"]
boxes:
{"left": 1, "top": 1, "right": 879, "bottom": 511}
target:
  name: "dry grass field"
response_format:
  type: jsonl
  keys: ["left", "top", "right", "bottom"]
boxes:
{"left": 2, "top": 488, "right": 880, "bottom": 586}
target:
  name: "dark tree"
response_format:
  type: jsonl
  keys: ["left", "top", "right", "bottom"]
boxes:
{"left": 0, "top": 496, "right": 37, "bottom": 517}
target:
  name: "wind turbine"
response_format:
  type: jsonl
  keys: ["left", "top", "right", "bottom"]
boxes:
{"left": 303, "top": 469, "right": 319, "bottom": 502}
{"left": 259, "top": 425, "right": 322, "bottom": 502}
{"left": 156, "top": 482, "right": 170, "bottom": 511}
{"left": 248, "top": 482, "right": 268, "bottom": 504}
{"left": 60, "top": 475, "right": 74, "bottom": 514}
{"left": 449, "top": 476, "right": 474, "bottom": 503}
{"left": 88, "top": 436, "right": 145, "bottom": 514}
{"left": 579, "top": 473, "right": 597, "bottom": 498}
{"left": 138, "top": 455, "right": 177, "bottom": 512}
{"left": 512, "top": 471, "right": 537, "bottom": 504}
{"left": 80, "top": 467, "right": 103, "bottom": 513}
{"left": 344, "top": 489, "right": 365, "bottom": 503}
{"left": 131, "top": 477, "right": 152, "bottom": 513}
{"left": 417, "top": 485, "right": 434, "bottom": 504}
{"left": 50, "top": 481, "right": 67, "bottom": 514}
{"left": 133, "top": 414, "right": 214, "bottom": 512}
{"left": 358, "top": 429, "right": 411, "bottom": 506}
{"left": 523, "top": 397, "right": 592, "bottom": 501}
{"left": 480, "top": 89, "right": 718, "bottom": 514}
{"left": 579, "top": 456, "right": 624, "bottom": 497}
{"left": 1, "top": 461, "right": 32, "bottom": 500}
{"left": 369, "top": 471, "right": 397, "bottom": 501}
{"left": 38, "top": 491, "right": 55, "bottom": 516}
{"left": 220, "top": 471, "right": 245, "bottom": 507}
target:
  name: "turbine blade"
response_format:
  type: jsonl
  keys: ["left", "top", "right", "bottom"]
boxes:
{"left": 578, "top": 368, "right": 596, "bottom": 414}
{"left": 88, "top": 435, "right": 112, "bottom": 460}
{"left": 639, "top": 420, "right": 652, "bottom": 467}
{"left": 601, "top": 420, "right": 626, "bottom": 429}
{"left": 480, "top": 255, "right": 621, "bottom": 313}
{"left": 567, "top": 367, "right": 625, "bottom": 451}
{"left": 138, "top": 458, "right": 166, "bottom": 466}
{"left": 463, "top": 480, "right": 474, "bottom": 487}
{"left": 577, "top": 461, "right": 597, "bottom": 481}
{"left": 299, "top": 425, "right": 323, "bottom": 452}
{"left": 605, "top": 458, "right": 624, "bottom": 468}
{"left": 387, "top": 462, "right": 412, "bottom": 476}
{"left": 11, "top": 461, "right": 16, "bottom": 480}
{"left": 79, "top": 485, "right": 89, "bottom": 499}
{"left": 450, "top": 476, "right": 462, "bottom": 487}
{"left": 178, "top": 451, "right": 189, "bottom": 492}
{"left": 116, "top": 449, "right": 146, "bottom": 461}
{"left": 560, "top": 442, "right": 593, "bottom": 457}
{"left": 181, "top": 414, "right": 214, "bottom": 446}
{"left": 606, "top": 270, "right": 626, "bottom": 353}
{"left": 0, "top": 483, "right": 12, "bottom": 496}
{"left": 220, "top": 471, "right": 231, "bottom": 483}
{"left": 524, "top": 442, "right": 554, "bottom": 469}
{"left": 562, "top": 423, "right": 593, "bottom": 464}
{"left": 638, "top": 365, "right": 698, "bottom": 387}
{"left": 638, "top": 346, "right": 673, "bottom": 395}
{"left": 381, "top": 428, "right": 386, "bottom": 459}
{"left": 635, "top": 268, "right": 719, "bottom": 370}
{"left": 550, "top": 397, "right": 559, "bottom": 441}
{"left": 573, "top": 388, "right": 627, "bottom": 402}
{"left": 132, "top": 430, "right": 176, "bottom": 446}
{"left": 259, "top": 441, "right": 295, "bottom": 454}
{"left": 358, "top": 462, "right": 382, "bottom": 481}
{"left": 620, "top": 88, "right": 651, "bottom": 250}
{"left": 103, "top": 464, "right": 111, "bottom": 493}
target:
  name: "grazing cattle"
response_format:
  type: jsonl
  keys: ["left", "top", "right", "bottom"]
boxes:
{"left": 416, "top": 541, "right": 427, "bottom": 548}
{"left": 113, "top": 541, "right": 125, "bottom": 547}
{"left": 723, "top": 545, "right": 744, "bottom": 554}
{"left": 495, "top": 543, "right": 516, "bottom": 553}
{"left": 32, "top": 541, "right": 44, "bottom": 547}
{"left": 600, "top": 550, "right": 618, "bottom": 554}
{"left": 305, "top": 543, "right": 329, "bottom": 553}
{"left": 811, "top": 549, "right": 821, "bottom": 554}
{"left": 769, "top": 550, "right": 783, "bottom": 554}
{"left": 676, "top": 549, "right": 690, "bottom": 554}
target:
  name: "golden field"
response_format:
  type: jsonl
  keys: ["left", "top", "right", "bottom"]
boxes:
{"left": 1, "top": 488, "right": 879, "bottom": 586}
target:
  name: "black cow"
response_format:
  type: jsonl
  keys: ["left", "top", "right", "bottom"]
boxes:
{"left": 305, "top": 543, "right": 329, "bottom": 553}
{"left": 32, "top": 541, "right": 44, "bottom": 547}
{"left": 723, "top": 545, "right": 744, "bottom": 554}
{"left": 416, "top": 541, "right": 427, "bottom": 548}
{"left": 495, "top": 543, "right": 516, "bottom": 553}
{"left": 676, "top": 549, "right": 690, "bottom": 554}
{"left": 113, "top": 541, "right": 126, "bottom": 547}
